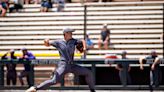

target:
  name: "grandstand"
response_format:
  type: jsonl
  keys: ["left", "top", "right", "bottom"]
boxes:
{"left": 0, "top": 1, "right": 163, "bottom": 59}
{"left": 0, "top": 1, "right": 163, "bottom": 86}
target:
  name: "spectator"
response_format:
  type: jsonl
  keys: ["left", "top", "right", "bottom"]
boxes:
{"left": 9, "top": 0, "right": 23, "bottom": 13}
{"left": 98, "top": 23, "right": 110, "bottom": 50}
{"left": 1, "top": 49, "right": 17, "bottom": 85}
{"left": 85, "top": 33, "right": 94, "bottom": 50}
{"left": 40, "top": 0, "right": 53, "bottom": 12}
{"left": 18, "top": 48, "right": 35, "bottom": 87}
{"left": 115, "top": 51, "right": 131, "bottom": 86}
{"left": 139, "top": 50, "right": 162, "bottom": 87}
{"left": 54, "top": 0, "right": 65, "bottom": 12}
{"left": 81, "top": 33, "right": 94, "bottom": 59}
{"left": 0, "top": 0, "right": 9, "bottom": 17}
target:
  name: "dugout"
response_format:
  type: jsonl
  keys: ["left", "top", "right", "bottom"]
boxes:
{"left": 77, "top": 65, "right": 164, "bottom": 86}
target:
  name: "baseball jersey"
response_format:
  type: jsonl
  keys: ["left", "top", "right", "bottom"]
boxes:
{"left": 1, "top": 54, "right": 17, "bottom": 72}
{"left": 145, "top": 55, "right": 158, "bottom": 65}
{"left": 50, "top": 38, "right": 80, "bottom": 63}
{"left": 23, "top": 52, "right": 36, "bottom": 71}
{"left": 145, "top": 55, "right": 157, "bottom": 60}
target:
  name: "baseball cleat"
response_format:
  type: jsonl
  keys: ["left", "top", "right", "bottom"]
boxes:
{"left": 25, "top": 86, "right": 36, "bottom": 92}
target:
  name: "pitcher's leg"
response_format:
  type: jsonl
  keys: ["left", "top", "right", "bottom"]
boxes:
{"left": 36, "top": 63, "right": 67, "bottom": 90}
{"left": 71, "top": 65, "right": 95, "bottom": 92}
{"left": 36, "top": 72, "right": 61, "bottom": 90}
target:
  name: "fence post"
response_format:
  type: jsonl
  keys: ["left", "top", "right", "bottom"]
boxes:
{"left": 91, "top": 63, "right": 96, "bottom": 85}
{"left": 0, "top": 64, "right": 4, "bottom": 86}
{"left": 29, "top": 64, "right": 34, "bottom": 86}
{"left": 83, "top": 5, "right": 87, "bottom": 59}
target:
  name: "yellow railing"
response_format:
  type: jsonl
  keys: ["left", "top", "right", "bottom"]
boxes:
{"left": 0, "top": 53, "right": 82, "bottom": 57}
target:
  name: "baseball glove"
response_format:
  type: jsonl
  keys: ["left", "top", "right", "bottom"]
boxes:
{"left": 76, "top": 41, "right": 84, "bottom": 53}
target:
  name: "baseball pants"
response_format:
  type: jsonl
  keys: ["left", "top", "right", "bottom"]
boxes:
{"left": 36, "top": 61, "right": 95, "bottom": 90}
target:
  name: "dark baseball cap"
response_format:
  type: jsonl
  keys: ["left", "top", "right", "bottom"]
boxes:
{"left": 10, "top": 49, "right": 15, "bottom": 53}
{"left": 63, "top": 28, "right": 75, "bottom": 34}
{"left": 151, "top": 50, "right": 156, "bottom": 54}
{"left": 21, "top": 47, "right": 27, "bottom": 51}
{"left": 119, "top": 50, "right": 127, "bottom": 55}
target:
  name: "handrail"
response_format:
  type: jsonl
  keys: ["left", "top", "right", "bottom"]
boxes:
{"left": 0, "top": 58, "right": 164, "bottom": 64}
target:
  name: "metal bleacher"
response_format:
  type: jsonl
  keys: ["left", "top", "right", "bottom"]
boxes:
{"left": 0, "top": 1, "right": 163, "bottom": 59}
